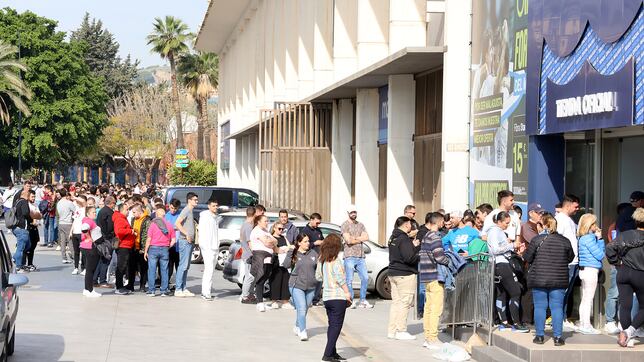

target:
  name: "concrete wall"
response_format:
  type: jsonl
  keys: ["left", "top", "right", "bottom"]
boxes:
{"left": 330, "top": 99, "right": 355, "bottom": 225}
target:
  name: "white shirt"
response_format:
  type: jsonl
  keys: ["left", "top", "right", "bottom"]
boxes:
{"left": 35, "top": 187, "right": 44, "bottom": 204}
{"left": 556, "top": 212, "right": 578, "bottom": 265}
{"left": 482, "top": 209, "right": 521, "bottom": 241}
{"left": 197, "top": 210, "right": 220, "bottom": 251}
{"left": 72, "top": 206, "right": 86, "bottom": 234}
{"left": 250, "top": 226, "right": 274, "bottom": 263}
{"left": 2, "top": 188, "right": 17, "bottom": 209}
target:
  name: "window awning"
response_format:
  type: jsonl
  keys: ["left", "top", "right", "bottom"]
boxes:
{"left": 304, "top": 46, "right": 445, "bottom": 102}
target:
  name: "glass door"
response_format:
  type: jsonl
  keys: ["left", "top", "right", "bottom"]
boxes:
{"left": 565, "top": 139, "right": 595, "bottom": 223}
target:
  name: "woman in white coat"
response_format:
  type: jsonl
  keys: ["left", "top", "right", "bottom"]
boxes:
{"left": 198, "top": 199, "right": 221, "bottom": 300}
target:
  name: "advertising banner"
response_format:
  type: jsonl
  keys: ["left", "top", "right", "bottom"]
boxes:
{"left": 470, "top": 0, "right": 529, "bottom": 207}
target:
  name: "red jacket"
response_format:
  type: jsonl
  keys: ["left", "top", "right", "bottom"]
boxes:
{"left": 112, "top": 211, "right": 135, "bottom": 249}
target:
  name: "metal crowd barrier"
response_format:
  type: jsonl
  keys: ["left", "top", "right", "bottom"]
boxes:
{"left": 439, "top": 253, "right": 496, "bottom": 345}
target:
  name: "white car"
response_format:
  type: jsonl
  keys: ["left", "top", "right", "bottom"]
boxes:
{"left": 191, "top": 210, "right": 307, "bottom": 270}
{"left": 222, "top": 221, "right": 392, "bottom": 299}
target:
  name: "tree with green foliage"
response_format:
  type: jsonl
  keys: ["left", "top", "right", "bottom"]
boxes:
{"left": 147, "top": 16, "right": 192, "bottom": 150}
{"left": 178, "top": 51, "right": 218, "bottom": 160}
{"left": 0, "top": 39, "right": 31, "bottom": 124}
{"left": 0, "top": 8, "right": 108, "bottom": 180}
{"left": 167, "top": 159, "right": 217, "bottom": 186}
{"left": 70, "top": 13, "right": 139, "bottom": 99}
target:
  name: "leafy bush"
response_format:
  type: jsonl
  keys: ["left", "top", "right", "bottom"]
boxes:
{"left": 168, "top": 160, "right": 217, "bottom": 186}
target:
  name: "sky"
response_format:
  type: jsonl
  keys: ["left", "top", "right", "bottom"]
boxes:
{"left": 1, "top": 0, "right": 210, "bottom": 67}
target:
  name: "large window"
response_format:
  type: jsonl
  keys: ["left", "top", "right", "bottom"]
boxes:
{"left": 220, "top": 121, "right": 230, "bottom": 171}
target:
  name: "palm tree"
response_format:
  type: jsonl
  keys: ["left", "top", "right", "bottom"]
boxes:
{"left": 146, "top": 16, "right": 192, "bottom": 149}
{"left": 0, "top": 40, "right": 31, "bottom": 125}
{"left": 178, "top": 51, "right": 218, "bottom": 160}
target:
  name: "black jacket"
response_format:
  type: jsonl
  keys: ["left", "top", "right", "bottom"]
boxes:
{"left": 97, "top": 206, "right": 115, "bottom": 241}
{"left": 606, "top": 230, "right": 644, "bottom": 271}
{"left": 388, "top": 229, "right": 421, "bottom": 277}
{"left": 524, "top": 232, "right": 574, "bottom": 289}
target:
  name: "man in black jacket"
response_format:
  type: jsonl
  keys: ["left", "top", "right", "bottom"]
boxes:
{"left": 94, "top": 196, "right": 116, "bottom": 286}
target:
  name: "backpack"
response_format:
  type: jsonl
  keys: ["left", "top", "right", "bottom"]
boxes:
{"left": 38, "top": 199, "right": 50, "bottom": 214}
{"left": 4, "top": 198, "right": 25, "bottom": 229}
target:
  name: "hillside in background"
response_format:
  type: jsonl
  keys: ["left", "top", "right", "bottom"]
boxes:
{"left": 136, "top": 65, "right": 171, "bottom": 85}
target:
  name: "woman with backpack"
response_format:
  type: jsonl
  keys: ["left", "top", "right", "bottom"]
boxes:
{"left": 606, "top": 208, "right": 644, "bottom": 347}
{"left": 524, "top": 213, "right": 574, "bottom": 346}
{"left": 577, "top": 213, "right": 605, "bottom": 335}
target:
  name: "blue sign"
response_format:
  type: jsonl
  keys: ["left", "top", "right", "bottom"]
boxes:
{"left": 175, "top": 148, "right": 189, "bottom": 155}
{"left": 175, "top": 158, "right": 189, "bottom": 164}
{"left": 378, "top": 86, "right": 388, "bottom": 145}
{"left": 543, "top": 58, "right": 634, "bottom": 134}
{"left": 175, "top": 163, "right": 189, "bottom": 168}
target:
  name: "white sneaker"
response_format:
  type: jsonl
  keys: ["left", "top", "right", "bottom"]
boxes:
{"left": 71, "top": 268, "right": 79, "bottom": 275}
{"left": 89, "top": 290, "right": 102, "bottom": 298}
{"left": 56, "top": 245, "right": 61, "bottom": 251}
{"left": 182, "top": 289, "right": 195, "bottom": 297}
{"left": 563, "top": 320, "right": 576, "bottom": 332}
{"left": 264, "top": 302, "right": 274, "bottom": 310}
{"left": 82, "top": 289, "right": 92, "bottom": 297}
{"left": 281, "top": 303, "right": 295, "bottom": 310}
{"left": 358, "top": 300, "right": 374, "bottom": 309}
{"left": 627, "top": 339, "right": 635, "bottom": 348}
{"left": 394, "top": 331, "right": 416, "bottom": 340}
{"left": 174, "top": 290, "right": 185, "bottom": 298}
{"left": 293, "top": 326, "right": 300, "bottom": 336}
{"left": 387, "top": 333, "right": 396, "bottom": 339}
{"left": 257, "top": 303, "right": 266, "bottom": 312}
{"left": 299, "top": 330, "right": 308, "bottom": 341}
{"left": 271, "top": 302, "right": 280, "bottom": 309}
{"left": 350, "top": 301, "right": 359, "bottom": 309}
{"left": 80, "top": 269, "right": 86, "bottom": 276}
{"left": 423, "top": 340, "right": 442, "bottom": 350}
{"left": 634, "top": 327, "right": 644, "bottom": 338}
{"left": 578, "top": 326, "right": 601, "bottom": 335}
{"left": 604, "top": 321, "right": 620, "bottom": 335}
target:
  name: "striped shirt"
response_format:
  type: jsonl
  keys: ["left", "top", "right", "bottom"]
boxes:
{"left": 320, "top": 258, "right": 347, "bottom": 301}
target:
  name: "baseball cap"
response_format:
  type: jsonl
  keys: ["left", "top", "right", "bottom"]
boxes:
{"left": 528, "top": 202, "right": 545, "bottom": 213}
{"left": 347, "top": 205, "right": 357, "bottom": 213}
{"left": 630, "top": 191, "right": 644, "bottom": 202}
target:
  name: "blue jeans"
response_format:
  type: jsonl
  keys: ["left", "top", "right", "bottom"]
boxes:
{"left": 176, "top": 239, "right": 194, "bottom": 290}
{"left": 12, "top": 228, "right": 30, "bottom": 268}
{"left": 605, "top": 266, "right": 618, "bottom": 322}
{"left": 345, "top": 257, "right": 368, "bottom": 301}
{"left": 563, "top": 264, "right": 579, "bottom": 318}
{"left": 51, "top": 216, "right": 58, "bottom": 245}
{"left": 147, "top": 246, "right": 169, "bottom": 293}
{"left": 43, "top": 214, "right": 54, "bottom": 245}
{"left": 290, "top": 286, "right": 316, "bottom": 331}
{"left": 533, "top": 288, "right": 566, "bottom": 338}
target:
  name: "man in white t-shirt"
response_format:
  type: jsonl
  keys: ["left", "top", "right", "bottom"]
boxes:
{"left": 555, "top": 194, "right": 580, "bottom": 329}
{"left": 482, "top": 190, "right": 521, "bottom": 241}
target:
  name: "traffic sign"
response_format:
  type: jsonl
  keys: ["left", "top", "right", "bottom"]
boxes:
{"left": 175, "top": 158, "right": 189, "bottom": 164}
{"left": 175, "top": 155, "right": 189, "bottom": 160}
{"left": 175, "top": 163, "right": 189, "bottom": 168}
{"left": 175, "top": 148, "right": 189, "bottom": 155}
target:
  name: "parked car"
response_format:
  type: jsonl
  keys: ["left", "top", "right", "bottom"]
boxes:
{"left": 164, "top": 186, "right": 259, "bottom": 222}
{"left": 191, "top": 210, "right": 308, "bottom": 270}
{"left": 222, "top": 221, "right": 392, "bottom": 299}
{"left": 0, "top": 231, "right": 29, "bottom": 360}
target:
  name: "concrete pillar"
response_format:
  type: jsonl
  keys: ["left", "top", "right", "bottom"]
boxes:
{"left": 388, "top": 0, "right": 426, "bottom": 53}
{"left": 441, "top": 0, "right": 470, "bottom": 211}
{"left": 284, "top": 0, "right": 299, "bottom": 100}
{"left": 357, "top": 0, "right": 389, "bottom": 68}
{"left": 333, "top": 0, "right": 358, "bottom": 80}
{"left": 273, "top": 0, "right": 286, "bottom": 100}
{"left": 354, "top": 89, "right": 379, "bottom": 243}
{"left": 330, "top": 99, "right": 355, "bottom": 225}
{"left": 298, "top": 0, "right": 315, "bottom": 98}
{"left": 263, "top": 0, "right": 275, "bottom": 108}
{"left": 386, "top": 75, "right": 415, "bottom": 234}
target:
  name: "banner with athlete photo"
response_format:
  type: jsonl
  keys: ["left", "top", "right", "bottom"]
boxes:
{"left": 470, "top": 0, "right": 528, "bottom": 209}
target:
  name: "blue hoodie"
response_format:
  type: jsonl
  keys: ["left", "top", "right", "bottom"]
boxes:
{"left": 578, "top": 233, "right": 605, "bottom": 269}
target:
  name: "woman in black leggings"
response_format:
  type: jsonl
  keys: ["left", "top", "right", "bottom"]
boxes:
{"left": 607, "top": 207, "right": 644, "bottom": 347}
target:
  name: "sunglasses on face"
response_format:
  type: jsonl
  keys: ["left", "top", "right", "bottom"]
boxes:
{"left": 276, "top": 228, "right": 284, "bottom": 231}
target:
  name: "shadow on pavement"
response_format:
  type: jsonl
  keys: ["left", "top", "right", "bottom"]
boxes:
{"left": 14, "top": 333, "right": 65, "bottom": 362}
{"left": 337, "top": 346, "right": 369, "bottom": 359}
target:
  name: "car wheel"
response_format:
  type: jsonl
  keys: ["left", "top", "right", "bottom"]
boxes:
{"left": 216, "top": 245, "right": 230, "bottom": 271}
{"left": 7, "top": 329, "right": 14, "bottom": 356}
{"left": 190, "top": 245, "right": 203, "bottom": 264}
{"left": 375, "top": 269, "right": 391, "bottom": 300}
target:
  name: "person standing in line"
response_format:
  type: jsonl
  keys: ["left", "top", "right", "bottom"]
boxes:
{"left": 23, "top": 189, "right": 42, "bottom": 272}
{"left": 250, "top": 215, "right": 277, "bottom": 312}
{"left": 441, "top": 215, "right": 479, "bottom": 256}
{"left": 131, "top": 203, "right": 151, "bottom": 292}
{"left": 56, "top": 188, "right": 76, "bottom": 264}
{"left": 341, "top": 205, "right": 373, "bottom": 309}
{"left": 317, "top": 234, "right": 351, "bottom": 362}
{"left": 268, "top": 222, "right": 294, "bottom": 309}
{"left": 524, "top": 213, "right": 574, "bottom": 346}
{"left": 10, "top": 188, "right": 35, "bottom": 273}
{"left": 240, "top": 206, "right": 257, "bottom": 304}
{"left": 71, "top": 195, "right": 87, "bottom": 275}
{"left": 96, "top": 196, "right": 116, "bottom": 286}
{"left": 555, "top": 194, "right": 581, "bottom": 330}
{"left": 475, "top": 203, "right": 493, "bottom": 232}
{"left": 164, "top": 198, "right": 181, "bottom": 285}
{"left": 279, "top": 209, "right": 299, "bottom": 244}
{"left": 482, "top": 190, "right": 521, "bottom": 242}
{"left": 283, "top": 234, "right": 317, "bottom": 341}
{"left": 198, "top": 199, "right": 221, "bottom": 301}
{"left": 419, "top": 213, "right": 450, "bottom": 349}
{"left": 144, "top": 205, "right": 175, "bottom": 297}
{"left": 604, "top": 203, "right": 631, "bottom": 334}
{"left": 577, "top": 213, "right": 605, "bottom": 334}
{"left": 606, "top": 208, "right": 644, "bottom": 347}
{"left": 387, "top": 216, "right": 422, "bottom": 341}
{"left": 404, "top": 205, "right": 420, "bottom": 239}
{"left": 518, "top": 202, "right": 545, "bottom": 326}
{"left": 488, "top": 211, "right": 529, "bottom": 333}
{"left": 113, "top": 202, "right": 135, "bottom": 295}
{"left": 616, "top": 191, "right": 644, "bottom": 232}
{"left": 1, "top": 182, "right": 15, "bottom": 213}
{"left": 301, "top": 213, "right": 324, "bottom": 305}
{"left": 40, "top": 185, "right": 55, "bottom": 247}
{"left": 174, "top": 192, "right": 198, "bottom": 297}
{"left": 80, "top": 206, "right": 103, "bottom": 298}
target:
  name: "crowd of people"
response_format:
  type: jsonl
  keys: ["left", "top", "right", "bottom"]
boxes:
{"left": 2, "top": 180, "right": 644, "bottom": 360}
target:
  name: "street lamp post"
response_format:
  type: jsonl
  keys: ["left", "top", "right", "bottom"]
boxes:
{"left": 17, "top": 29, "right": 23, "bottom": 182}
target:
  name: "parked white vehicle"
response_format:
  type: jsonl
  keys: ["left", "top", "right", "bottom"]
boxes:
{"left": 222, "top": 221, "right": 392, "bottom": 299}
